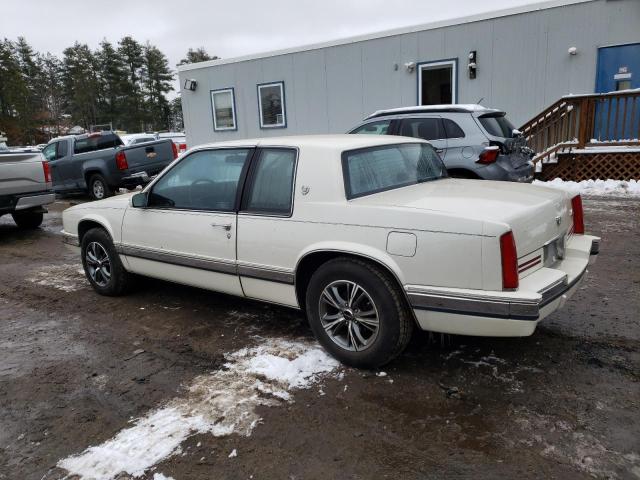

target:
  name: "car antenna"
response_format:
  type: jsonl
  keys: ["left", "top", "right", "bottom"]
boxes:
{"left": 476, "top": 97, "right": 484, "bottom": 105}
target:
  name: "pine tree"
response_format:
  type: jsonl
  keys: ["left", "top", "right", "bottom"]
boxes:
{"left": 118, "top": 36, "right": 144, "bottom": 132}
{"left": 142, "top": 42, "right": 174, "bottom": 130}
{"left": 96, "top": 39, "right": 126, "bottom": 129}
{"left": 61, "top": 42, "right": 101, "bottom": 130}
{"left": 178, "top": 47, "right": 218, "bottom": 65}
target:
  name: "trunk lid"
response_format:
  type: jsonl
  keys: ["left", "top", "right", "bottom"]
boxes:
{"left": 352, "top": 178, "right": 574, "bottom": 257}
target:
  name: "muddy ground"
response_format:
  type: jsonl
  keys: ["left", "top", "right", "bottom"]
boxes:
{"left": 0, "top": 196, "right": 638, "bottom": 480}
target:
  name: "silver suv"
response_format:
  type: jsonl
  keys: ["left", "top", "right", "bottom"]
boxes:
{"left": 348, "top": 105, "right": 534, "bottom": 182}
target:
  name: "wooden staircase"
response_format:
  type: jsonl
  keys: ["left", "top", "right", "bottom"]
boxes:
{"left": 519, "top": 90, "right": 640, "bottom": 180}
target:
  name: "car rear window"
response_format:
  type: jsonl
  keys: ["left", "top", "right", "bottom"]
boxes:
{"left": 74, "top": 133, "right": 124, "bottom": 154}
{"left": 342, "top": 143, "right": 446, "bottom": 199}
{"left": 479, "top": 113, "right": 516, "bottom": 138}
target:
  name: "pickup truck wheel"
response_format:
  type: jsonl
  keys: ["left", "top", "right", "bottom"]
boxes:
{"left": 11, "top": 210, "right": 43, "bottom": 229}
{"left": 88, "top": 174, "right": 112, "bottom": 200}
{"left": 306, "top": 258, "right": 413, "bottom": 368}
{"left": 81, "top": 228, "right": 132, "bottom": 296}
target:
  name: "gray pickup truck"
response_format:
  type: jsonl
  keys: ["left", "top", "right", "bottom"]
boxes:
{"left": 43, "top": 131, "right": 177, "bottom": 200}
{"left": 0, "top": 136, "right": 55, "bottom": 228}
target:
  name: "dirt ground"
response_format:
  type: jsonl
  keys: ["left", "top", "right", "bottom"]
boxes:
{"left": 0, "top": 196, "right": 639, "bottom": 480}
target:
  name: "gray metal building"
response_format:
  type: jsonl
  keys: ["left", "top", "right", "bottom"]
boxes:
{"left": 178, "top": 0, "right": 640, "bottom": 147}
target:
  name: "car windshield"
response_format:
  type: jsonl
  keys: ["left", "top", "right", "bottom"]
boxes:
{"left": 342, "top": 143, "right": 447, "bottom": 199}
{"left": 478, "top": 113, "right": 517, "bottom": 138}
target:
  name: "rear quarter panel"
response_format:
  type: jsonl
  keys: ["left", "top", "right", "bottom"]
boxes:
{"left": 0, "top": 151, "right": 49, "bottom": 196}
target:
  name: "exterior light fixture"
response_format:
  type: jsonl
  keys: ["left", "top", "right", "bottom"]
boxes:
{"left": 404, "top": 62, "right": 416, "bottom": 73}
{"left": 468, "top": 51, "right": 477, "bottom": 79}
{"left": 183, "top": 79, "right": 197, "bottom": 91}
{"left": 568, "top": 47, "right": 578, "bottom": 56}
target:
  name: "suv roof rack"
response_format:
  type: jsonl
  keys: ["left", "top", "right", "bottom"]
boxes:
{"left": 365, "top": 104, "right": 502, "bottom": 120}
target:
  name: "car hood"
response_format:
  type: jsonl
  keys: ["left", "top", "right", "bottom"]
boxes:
{"left": 72, "top": 193, "right": 135, "bottom": 210}
{"left": 352, "top": 178, "right": 574, "bottom": 256}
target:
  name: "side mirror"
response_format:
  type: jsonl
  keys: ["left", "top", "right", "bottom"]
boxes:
{"left": 131, "top": 192, "right": 148, "bottom": 208}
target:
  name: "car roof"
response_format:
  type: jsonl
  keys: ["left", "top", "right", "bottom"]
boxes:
{"left": 365, "top": 104, "right": 503, "bottom": 120}
{"left": 192, "top": 134, "right": 427, "bottom": 152}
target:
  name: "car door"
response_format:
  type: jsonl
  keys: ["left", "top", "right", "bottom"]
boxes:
{"left": 44, "top": 141, "right": 71, "bottom": 190}
{"left": 236, "top": 147, "right": 298, "bottom": 306}
{"left": 396, "top": 116, "right": 448, "bottom": 158}
{"left": 120, "top": 147, "right": 254, "bottom": 296}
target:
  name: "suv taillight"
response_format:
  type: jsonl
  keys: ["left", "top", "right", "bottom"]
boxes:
{"left": 171, "top": 141, "right": 178, "bottom": 159}
{"left": 179, "top": 143, "right": 187, "bottom": 152}
{"left": 42, "top": 161, "right": 52, "bottom": 183}
{"left": 115, "top": 151, "right": 128, "bottom": 170}
{"left": 500, "top": 231, "right": 519, "bottom": 290}
{"left": 476, "top": 146, "right": 500, "bottom": 164}
{"left": 571, "top": 195, "right": 584, "bottom": 234}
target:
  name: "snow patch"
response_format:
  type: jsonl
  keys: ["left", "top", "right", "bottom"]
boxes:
{"left": 534, "top": 178, "right": 640, "bottom": 196}
{"left": 153, "top": 474, "right": 175, "bottom": 480}
{"left": 27, "top": 264, "right": 86, "bottom": 292}
{"left": 57, "top": 338, "right": 340, "bottom": 479}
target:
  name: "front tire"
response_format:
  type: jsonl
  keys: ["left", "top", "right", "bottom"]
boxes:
{"left": 305, "top": 257, "right": 413, "bottom": 368}
{"left": 88, "top": 174, "right": 112, "bottom": 201}
{"left": 81, "top": 228, "right": 132, "bottom": 296}
{"left": 11, "top": 210, "right": 44, "bottom": 229}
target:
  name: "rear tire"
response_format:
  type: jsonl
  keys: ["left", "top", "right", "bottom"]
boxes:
{"left": 81, "top": 227, "right": 132, "bottom": 296}
{"left": 11, "top": 210, "right": 43, "bottom": 229}
{"left": 305, "top": 257, "right": 413, "bottom": 369}
{"left": 88, "top": 174, "right": 112, "bottom": 201}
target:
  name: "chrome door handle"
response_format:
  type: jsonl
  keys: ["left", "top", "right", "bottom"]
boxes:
{"left": 211, "top": 223, "right": 232, "bottom": 231}
{"left": 436, "top": 148, "right": 444, "bottom": 154}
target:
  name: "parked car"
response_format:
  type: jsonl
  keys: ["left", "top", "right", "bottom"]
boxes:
{"left": 0, "top": 143, "right": 54, "bottom": 228}
{"left": 61, "top": 135, "right": 599, "bottom": 367}
{"left": 43, "top": 131, "right": 178, "bottom": 200}
{"left": 349, "top": 104, "right": 535, "bottom": 182}
{"left": 157, "top": 132, "right": 187, "bottom": 154}
{"left": 119, "top": 133, "right": 158, "bottom": 146}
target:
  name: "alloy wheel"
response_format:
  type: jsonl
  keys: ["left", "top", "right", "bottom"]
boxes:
{"left": 85, "top": 241, "right": 111, "bottom": 287}
{"left": 318, "top": 280, "right": 380, "bottom": 352}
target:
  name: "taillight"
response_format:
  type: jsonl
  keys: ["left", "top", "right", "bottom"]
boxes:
{"left": 179, "top": 143, "right": 187, "bottom": 152}
{"left": 171, "top": 141, "right": 178, "bottom": 159}
{"left": 115, "top": 151, "right": 128, "bottom": 170}
{"left": 571, "top": 195, "right": 584, "bottom": 234}
{"left": 42, "top": 161, "right": 52, "bottom": 183}
{"left": 476, "top": 146, "right": 499, "bottom": 164}
{"left": 500, "top": 231, "right": 519, "bottom": 290}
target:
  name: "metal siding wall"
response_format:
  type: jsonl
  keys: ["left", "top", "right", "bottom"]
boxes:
{"left": 291, "top": 50, "right": 329, "bottom": 134}
{"left": 324, "top": 43, "right": 365, "bottom": 133}
{"left": 179, "top": 0, "right": 640, "bottom": 146}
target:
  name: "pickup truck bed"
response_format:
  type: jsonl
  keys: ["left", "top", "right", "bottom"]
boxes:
{"left": 0, "top": 150, "right": 54, "bottom": 228}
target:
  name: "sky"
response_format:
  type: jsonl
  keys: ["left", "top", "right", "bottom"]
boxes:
{"left": 1, "top": 0, "right": 539, "bottom": 93}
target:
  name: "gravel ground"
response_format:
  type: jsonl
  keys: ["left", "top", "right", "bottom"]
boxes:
{"left": 0, "top": 196, "right": 638, "bottom": 480}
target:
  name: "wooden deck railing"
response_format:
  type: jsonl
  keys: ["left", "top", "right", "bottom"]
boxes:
{"left": 520, "top": 90, "right": 640, "bottom": 164}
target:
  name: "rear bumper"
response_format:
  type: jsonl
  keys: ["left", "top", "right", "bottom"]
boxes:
{"left": 0, "top": 190, "right": 55, "bottom": 214}
{"left": 477, "top": 156, "right": 534, "bottom": 183}
{"left": 406, "top": 234, "right": 599, "bottom": 336}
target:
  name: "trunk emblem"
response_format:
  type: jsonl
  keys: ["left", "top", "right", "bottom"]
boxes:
{"left": 146, "top": 152, "right": 157, "bottom": 159}
{"left": 555, "top": 215, "right": 562, "bottom": 226}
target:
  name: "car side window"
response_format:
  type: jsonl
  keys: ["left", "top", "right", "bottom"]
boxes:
{"left": 350, "top": 120, "right": 391, "bottom": 135}
{"left": 398, "top": 118, "right": 444, "bottom": 141}
{"left": 43, "top": 143, "right": 56, "bottom": 161}
{"left": 148, "top": 148, "right": 252, "bottom": 211}
{"left": 242, "top": 148, "right": 296, "bottom": 215}
{"left": 443, "top": 119, "right": 465, "bottom": 139}
{"left": 57, "top": 140, "right": 68, "bottom": 158}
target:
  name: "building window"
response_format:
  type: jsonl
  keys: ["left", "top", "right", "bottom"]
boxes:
{"left": 257, "top": 82, "right": 286, "bottom": 128}
{"left": 211, "top": 88, "right": 237, "bottom": 131}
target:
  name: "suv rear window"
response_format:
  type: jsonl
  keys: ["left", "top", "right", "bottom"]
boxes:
{"left": 479, "top": 113, "right": 516, "bottom": 138}
{"left": 443, "top": 119, "right": 465, "bottom": 138}
{"left": 342, "top": 143, "right": 446, "bottom": 199}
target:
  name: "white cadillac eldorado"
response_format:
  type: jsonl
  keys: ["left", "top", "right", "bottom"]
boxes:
{"left": 62, "top": 135, "right": 600, "bottom": 367}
